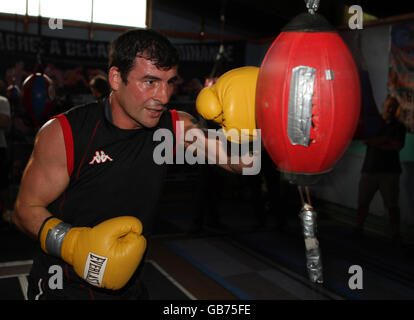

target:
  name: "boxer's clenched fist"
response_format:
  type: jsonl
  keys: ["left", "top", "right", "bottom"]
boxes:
{"left": 196, "top": 67, "right": 259, "bottom": 144}
{"left": 39, "top": 216, "right": 146, "bottom": 290}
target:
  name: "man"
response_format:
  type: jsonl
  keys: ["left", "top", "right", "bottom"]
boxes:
{"left": 13, "top": 29, "right": 259, "bottom": 299}
{"left": 89, "top": 75, "right": 110, "bottom": 103}
{"left": 355, "top": 94, "right": 406, "bottom": 244}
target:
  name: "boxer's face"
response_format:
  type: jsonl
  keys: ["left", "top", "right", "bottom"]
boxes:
{"left": 111, "top": 57, "right": 178, "bottom": 129}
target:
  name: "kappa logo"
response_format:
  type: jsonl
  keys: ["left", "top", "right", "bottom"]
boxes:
{"left": 89, "top": 150, "right": 113, "bottom": 164}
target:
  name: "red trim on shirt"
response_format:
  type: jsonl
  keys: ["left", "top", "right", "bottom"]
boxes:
{"left": 52, "top": 114, "right": 74, "bottom": 177}
{"left": 64, "top": 264, "right": 70, "bottom": 280}
{"left": 58, "top": 191, "right": 66, "bottom": 219}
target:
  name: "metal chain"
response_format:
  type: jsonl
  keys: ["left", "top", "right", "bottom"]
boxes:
{"left": 297, "top": 185, "right": 312, "bottom": 206}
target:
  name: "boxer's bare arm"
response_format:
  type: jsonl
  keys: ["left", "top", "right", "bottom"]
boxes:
{"left": 177, "top": 111, "right": 254, "bottom": 174}
{"left": 13, "top": 119, "right": 70, "bottom": 239}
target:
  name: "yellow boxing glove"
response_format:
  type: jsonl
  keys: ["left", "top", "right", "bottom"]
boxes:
{"left": 196, "top": 66, "right": 259, "bottom": 143}
{"left": 39, "top": 216, "right": 146, "bottom": 290}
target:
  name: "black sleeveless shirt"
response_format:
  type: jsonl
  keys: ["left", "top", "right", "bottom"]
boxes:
{"left": 28, "top": 99, "right": 179, "bottom": 299}
{"left": 48, "top": 100, "right": 177, "bottom": 232}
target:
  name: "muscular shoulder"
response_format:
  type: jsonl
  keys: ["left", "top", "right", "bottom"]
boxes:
{"left": 36, "top": 118, "right": 62, "bottom": 142}
{"left": 34, "top": 118, "right": 66, "bottom": 166}
{"left": 176, "top": 111, "right": 204, "bottom": 130}
{"left": 176, "top": 111, "right": 193, "bottom": 122}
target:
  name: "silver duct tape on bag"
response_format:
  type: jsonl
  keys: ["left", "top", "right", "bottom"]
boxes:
{"left": 299, "top": 203, "right": 323, "bottom": 283}
{"left": 287, "top": 66, "right": 316, "bottom": 147}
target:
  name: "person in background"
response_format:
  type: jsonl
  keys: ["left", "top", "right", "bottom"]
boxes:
{"left": 89, "top": 75, "right": 110, "bottom": 103}
{"left": 355, "top": 94, "right": 406, "bottom": 246}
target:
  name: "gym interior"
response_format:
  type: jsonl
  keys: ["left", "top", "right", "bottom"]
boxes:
{"left": 0, "top": 0, "right": 414, "bottom": 302}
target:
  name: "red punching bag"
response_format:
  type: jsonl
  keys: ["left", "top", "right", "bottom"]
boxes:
{"left": 22, "top": 72, "right": 55, "bottom": 129}
{"left": 256, "top": 13, "right": 361, "bottom": 185}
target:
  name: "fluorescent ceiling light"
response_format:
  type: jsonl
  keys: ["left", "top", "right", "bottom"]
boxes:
{"left": 92, "top": 0, "right": 147, "bottom": 27}
{"left": 0, "top": 0, "right": 147, "bottom": 27}
{"left": 0, "top": 0, "right": 26, "bottom": 15}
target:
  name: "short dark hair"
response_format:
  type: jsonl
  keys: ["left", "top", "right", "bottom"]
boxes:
{"left": 108, "top": 29, "right": 179, "bottom": 84}
{"left": 89, "top": 75, "right": 110, "bottom": 96}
